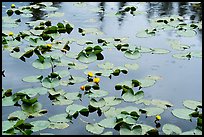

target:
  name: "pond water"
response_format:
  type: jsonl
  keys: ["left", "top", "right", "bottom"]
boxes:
{"left": 2, "top": 2, "right": 202, "bottom": 135}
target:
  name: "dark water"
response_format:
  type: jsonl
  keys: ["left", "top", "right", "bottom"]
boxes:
{"left": 2, "top": 2, "right": 202, "bottom": 135}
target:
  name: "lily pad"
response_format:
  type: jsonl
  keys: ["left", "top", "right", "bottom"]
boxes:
{"left": 191, "top": 51, "right": 202, "bottom": 58}
{"left": 68, "top": 62, "right": 88, "bottom": 70}
{"left": 171, "top": 108, "right": 194, "bottom": 120}
{"left": 180, "top": 128, "right": 202, "bottom": 135}
{"left": 151, "top": 99, "right": 173, "bottom": 109}
{"left": 86, "top": 123, "right": 104, "bottom": 134}
{"left": 42, "top": 78, "right": 60, "bottom": 88}
{"left": 2, "top": 96, "right": 17, "bottom": 106}
{"left": 66, "top": 51, "right": 78, "bottom": 59}
{"left": 183, "top": 100, "right": 202, "bottom": 110}
{"left": 8, "top": 111, "right": 28, "bottom": 120}
{"left": 52, "top": 97, "right": 73, "bottom": 106}
{"left": 172, "top": 53, "right": 191, "bottom": 60}
{"left": 103, "top": 96, "right": 122, "bottom": 106}
{"left": 168, "top": 39, "right": 190, "bottom": 51}
{"left": 88, "top": 89, "right": 109, "bottom": 98}
{"left": 98, "top": 117, "right": 116, "bottom": 128}
{"left": 49, "top": 122, "right": 69, "bottom": 129}
{"left": 90, "top": 98, "right": 106, "bottom": 108}
{"left": 150, "top": 48, "right": 170, "bottom": 54}
{"left": 176, "top": 29, "right": 197, "bottom": 37}
{"left": 55, "top": 70, "right": 70, "bottom": 78}
{"left": 2, "top": 120, "right": 17, "bottom": 131}
{"left": 124, "top": 63, "right": 139, "bottom": 70}
{"left": 77, "top": 53, "right": 97, "bottom": 64}
{"left": 30, "top": 120, "right": 50, "bottom": 132}
{"left": 120, "top": 125, "right": 142, "bottom": 135}
{"left": 32, "top": 58, "right": 52, "bottom": 69}
{"left": 17, "top": 87, "right": 47, "bottom": 98}
{"left": 64, "top": 92, "right": 81, "bottom": 101}
{"left": 122, "top": 90, "right": 144, "bottom": 102}
{"left": 48, "top": 113, "right": 70, "bottom": 123}
{"left": 138, "top": 78, "right": 156, "bottom": 88}
{"left": 22, "top": 75, "right": 43, "bottom": 83}
{"left": 162, "top": 124, "right": 182, "bottom": 135}
{"left": 66, "top": 104, "right": 87, "bottom": 115}
{"left": 138, "top": 124, "right": 155, "bottom": 135}
{"left": 124, "top": 50, "right": 141, "bottom": 60}
{"left": 41, "top": 6, "right": 58, "bottom": 11}
{"left": 45, "top": 12, "right": 64, "bottom": 18}
{"left": 141, "top": 107, "right": 164, "bottom": 116}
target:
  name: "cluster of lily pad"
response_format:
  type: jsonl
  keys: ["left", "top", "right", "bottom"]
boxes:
{"left": 2, "top": 2, "right": 202, "bottom": 135}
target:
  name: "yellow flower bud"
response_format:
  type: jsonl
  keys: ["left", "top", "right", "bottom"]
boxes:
{"left": 8, "top": 32, "right": 14, "bottom": 36}
{"left": 156, "top": 115, "right": 161, "bottom": 120}
{"left": 93, "top": 77, "right": 100, "bottom": 84}
{"left": 88, "top": 72, "right": 94, "bottom": 77}
{"left": 80, "top": 86, "right": 85, "bottom": 91}
{"left": 46, "top": 44, "right": 52, "bottom": 48}
{"left": 11, "top": 4, "right": 15, "bottom": 8}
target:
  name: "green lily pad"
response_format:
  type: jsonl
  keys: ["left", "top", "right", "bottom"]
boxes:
{"left": 32, "top": 58, "right": 52, "bottom": 69}
{"left": 138, "top": 47, "right": 152, "bottom": 53}
{"left": 10, "top": 52, "right": 24, "bottom": 59}
{"left": 98, "top": 117, "right": 116, "bottom": 128}
{"left": 141, "top": 107, "right": 164, "bottom": 116}
{"left": 172, "top": 53, "right": 191, "bottom": 60}
{"left": 68, "top": 76, "right": 86, "bottom": 84}
{"left": 172, "top": 108, "right": 194, "bottom": 120}
{"left": 101, "top": 131, "right": 113, "bottom": 135}
{"left": 68, "top": 62, "right": 88, "bottom": 70}
{"left": 21, "top": 13, "right": 33, "bottom": 18}
{"left": 124, "top": 50, "right": 141, "bottom": 60}
{"left": 124, "top": 63, "right": 139, "bottom": 70}
{"left": 2, "top": 120, "right": 17, "bottom": 131}
{"left": 22, "top": 102, "right": 47, "bottom": 117}
{"left": 136, "top": 30, "right": 156, "bottom": 38}
{"left": 138, "top": 78, "right": 156, "bottom": 88}
{"left": 8, "top": 111, "right": 28, "bottom": 120}
{"left": 176, "top": 29, "right": 197, "bottom": 37}
{"left": 103, "top": 96, "right": 122, "bottom": 106}
{"left": 2, "top": 96, "right": 17, "bottom": 106}
{"left": 191, "top": 51, "right": 202, "bottom": 58}
{"left": 98, "top": 69, "right": 113, "bottom": 77}
{"left": 98, "top": 61, "right": 114, "bottom": 70}
{"left": 66, "top": 104, "right": 87, "bottom": 115}
{"left": 17, "top": 87, "right": 47, "bottom": 97}
{"left": 122, "top": 90, "right": 144, "bottom": 102}
{"left": 44, "top": 51, "right": 64, "bottom": 59}
{"left": 151, "top": 99, "right": 173, "bottom": 109}
{"left": 162, "top": 124, "right": 182, "bottom": 135}
{"left": 48, "top": 113, "right": 70, "bottom": 123}
{"left": 30, "top": 29, "right": 43, "bottom": 35}
{"left": 150, "top": 48, "right": 170, "bottom": 54}
{"left": 77, "top": 53, "right": 97, "bottom": 64}
{"left": 22, "top": 75, "right": 43, "bottom": 83}
{"left": 117, "top": 106, "right": 140, "bottom": 115}
{"left": 86, "top": 123, "right": 104, "bottom": 134}
{"left": 168, "top": 39, "right": 190, "bottom": 51}
{"left": 64, "top": 92, "right": 81, "bottom": 101}
{"left": 42, "top": 78, "right": 60, "bottom": 88}
{"left": 120, "top": 125, "right": 142, "bottom": 135}
{"left": 52, "top": 97, "right": 73, "bottom": 106}
{"left": 90, "top": 98, "right": 106, "bottom": 108}
{"left": 88, "top": 89, "right": 109, "bottom": 98}
{"left": 138, "top": 124, "right": 155, "bottom": 135}
{"left": 183, "top": 100, "right": 202, "bottom": 110}
{"left": 180, "top": 128, "right": 202, "bottom": 135}
{"left": 103, "top": 107, "right": 121, "bottom": 118}
{"left": 49, "top": 122, "right": 69, "bottom": 129}
{"left": 30, "top": 120, "right": 50, "bottom": 132}
{"left": 55, "top": 70, "right": 70, "bottom": 78}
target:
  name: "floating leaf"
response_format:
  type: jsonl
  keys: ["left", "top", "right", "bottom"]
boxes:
{"left": 55, "top": 70, "right": 70, "bottom": 78}
{"left": 86, "top": 123, "right": 104, "bottom": 134}
{"left": 49, "top": 122, "right": 69, "bottom": 129}
{"left": 41, "top": 6, "right": 58, "bottom": 11}
{"left": 103, "top": 107, "right": 121, "bottom": 118}
{"left": 172, "top": 52, "right": 191, "bottom": 60}
{"left": 122, "top": 90, "right": 144, "bottom": 102}
{"left": 77, "top": 53, "right": 97, "bottom": 64}
{"left": 2, "top": 120, "right": 17, "bottom": 131}
{"left": 8, "top": 111, "right": 28, "bottom": 120}
{"left": 2, "top": 96, "right": 17, "bottom": 106}
{"left": 136, "top": 30, "right": 155, "bottom": 38}
{"left": 45, "top": 12, "right": 64, "bottom": 18}
{"left": 150, "top": 48, "right": 170, "bottom": 54}
{"left": 68, "top": 62, "right": 88, "bottom": 70}
{"left": 88, "top": 89, "right": 109, "bottom": 98}
{"left": 138, "top": 78, "right": 156, "bottom": 88}
{"left": 68, "top": 76, "right": 86, "bottom": 84}
{"left": 103, "top": 96, "right": 122, "bottom": 106}
{"left": 30, "top": 120, "right": 50, "bottom": 132}
{"left": 32, "top": 58, "right": 52, "bottom": 69}
{"left": 101, "top": 131, "right": 113, "bottom": 135}
{"left": 22, "top": 75, "right": 43, "bottom": 83}
{"left": 64, "top": 92, "right": 81, "bottom": 101}
{"left": 90, "top": 98, "right": 106, "bottom": 108}
{"left": 180, "top": 128, "right": 202, "bottom": 135}
{"left": 183, "top": 100, "right": 202, "bottom": 110}
{"left": 138, "top": 124, "right": 155, "bottom": 135}
{"left": 151, "top": 99, "right": 173, "bottom": 109}
{"left": 191, "top": 51, "right": 202, "bottom": 58}
{"left": 66, "top": 104, "right": 87, "bottom": 115}
{"left": 98, "top": 117, "right": 116, "bottom": 128}
{"left": 124, "top": 50, "right": 141, "bottom": 60}
{"left": 52, "top": 97, "right": 73, "bottom": 106}
{"left": 124, "top": 63, "right": 139, "bottom": 70}
{"left": 48, "top": 113, "right": 70, "bottom": 123}
{"left": 120, "top": 125, "right": 142, "bottom": 135}
{"left": 168, "top": 39, "right": 190, "bottom": 51}
{"left": 141, "top": 107, "right": 164, "bottom": 116}
{"left": 138, "top": 47, "right": 152, "bottom": 53}
{"left": 42, "top": 78, "right": 60, "bottom": 88}
{"left": 98, "top": 61, "right": 114, "bottom": 70}
{"left": 172, "top": 108, "right": 194, "bottom": 120}
{"left": 66, "top": 51, "right": 78, "bottom": 59}
{"left": 162, "top": 124, "right": 182, "bottom": 135}
{"left": 21, "top": 13, "right": 33, "bottom": 18}
{"left": 176, "top": 29, "right": 197, "bottom": 37}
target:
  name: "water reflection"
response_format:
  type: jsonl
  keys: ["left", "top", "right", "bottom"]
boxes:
{"left": 117, "top": 2, "right": 127, "bottom": 26}
{"left": 30, "top": 2, "right": 46, "bottom": 21}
